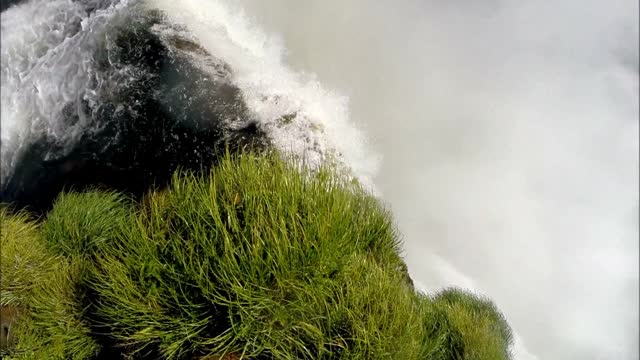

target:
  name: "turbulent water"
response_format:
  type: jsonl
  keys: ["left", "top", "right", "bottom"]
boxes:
{"left": 1, "top": 0, "right": 638, "bottom": 359}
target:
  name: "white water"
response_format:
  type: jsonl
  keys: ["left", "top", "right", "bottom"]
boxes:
{"left": 148, "top": 0, "right": 380, "bottom": 191}
{"left": 151, "top": 1, "right": 639, "bottom": 359}
{"left": 2, "top": 0, "right": 638, "bottom": 359}
{"left": 0, "top": 0, "right": 135, "bottom": 182}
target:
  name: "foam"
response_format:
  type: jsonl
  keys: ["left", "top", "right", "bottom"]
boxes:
{"left": 148, "top": 0, "right": 381, "bottom": 191}
{"left": 1, "top": 0, "right": 132, "bottom": 182}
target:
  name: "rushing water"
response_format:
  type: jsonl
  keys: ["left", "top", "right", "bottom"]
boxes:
{"left": 1, "top": 1, "right": 638, "bottom": 359}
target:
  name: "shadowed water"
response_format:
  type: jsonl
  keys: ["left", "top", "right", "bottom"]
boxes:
{"left": 0, "top": 4, "right": 266, "bottom": 213}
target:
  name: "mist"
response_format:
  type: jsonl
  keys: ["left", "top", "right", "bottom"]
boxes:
{"left": 211, "top": 1, "right": 639, "bottom": 359}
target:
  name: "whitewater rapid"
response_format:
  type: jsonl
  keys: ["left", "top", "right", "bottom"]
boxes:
{"left": 146, "top": 0, "right": 380, "bottom": 189}
{"left": 1, "top": 1, "right": 638, "bottom": 359}
{"left": 1, "top": 0, "right": 131, "bottom": 182}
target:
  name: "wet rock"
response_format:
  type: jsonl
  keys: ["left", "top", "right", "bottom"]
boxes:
{"left": 0, "top": 7, "right": 267, "bottom": 213}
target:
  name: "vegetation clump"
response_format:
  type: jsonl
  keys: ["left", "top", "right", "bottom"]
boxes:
{"left": 0, "top": 208, "right": 100, "bottom": 359}
{"left": 1, "top": 152, "right": 513, "bottom": 359}
{"left": 42, "top": 191, "right": 131, "bottom": 258}
{"left": 419, "top": 288, "right": 513, "bottom": 360}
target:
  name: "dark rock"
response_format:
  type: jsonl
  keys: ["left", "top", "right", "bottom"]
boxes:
{"left": 0, "top": 7, "right": 267, "bottom": 214}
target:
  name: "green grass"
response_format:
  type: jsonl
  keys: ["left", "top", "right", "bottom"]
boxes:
{"left": 42, "top": 191, "right": 131, "bottom": 258}
{"left": 1, "top": 152, "right": 514, "bottom": 360}
{"left": 88, "top": 152, "right": 414, "bottom": 359}
{"left": 0, "top": 208, "right": 100, "bottom": 359}
{"left": 433, "top": 288, "right": 513, "bottom": 360}
{"left": 418, "top": 288, "right": 514, "bottom": 360}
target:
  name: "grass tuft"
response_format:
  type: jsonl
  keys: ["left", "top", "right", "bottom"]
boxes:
{"left": 87, "top": 152, "right": 414, "bottom": 359}
{"left": 42, "top": 191, "right": 131, "bottom": 258}
{"left": 1, "top": 152, "right": 515, "bottom": 360}
{"left": 420, "top": 287, "right": 514, "bottom": 360}
{"left": 0, "top": 207, "right": 99, "bottom": 359}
